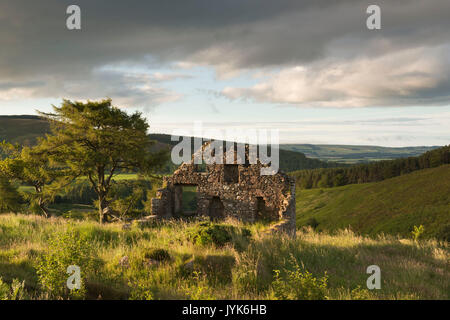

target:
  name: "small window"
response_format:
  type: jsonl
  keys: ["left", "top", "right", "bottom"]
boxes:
{"left": 224, "top": 164, "right": 239, "bottom": 183}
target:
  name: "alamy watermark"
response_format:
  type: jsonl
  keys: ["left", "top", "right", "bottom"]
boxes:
{"left": 170, "top": 122, "right": 280, "bottom": 175}
{"left": 366, "top": 5, "right": 381, "bottom": 30}
{"left": 66, "top": 265, "right": 81, "bottom": 290}
{"left": 366, "top": 265, "right": 381, "bottom": 289}
{"left": 65, "top": 4, "right": 381, "bottom": 31}
{"left": 66, "top": 5, "right": 81, "bottom": 30}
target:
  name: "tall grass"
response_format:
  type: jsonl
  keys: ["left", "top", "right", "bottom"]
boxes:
{"left": 0, "top": 213, "right": 448, "bottom": 300}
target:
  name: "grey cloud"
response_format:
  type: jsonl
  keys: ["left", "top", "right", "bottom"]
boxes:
{"left": 0, "top": 80, "right": 44, "bottom": 90}
{"left": 0, "top": 70, "right": 182, "bottom": 110}
{"left": 1, "top": 0, "right": 450, "bottom": 107}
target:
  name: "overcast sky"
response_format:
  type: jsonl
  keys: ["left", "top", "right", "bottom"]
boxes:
{"left": 0, "top": 0, "right": 449, "bottom": 146}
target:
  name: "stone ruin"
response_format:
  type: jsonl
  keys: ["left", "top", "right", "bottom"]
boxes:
{"left": 150, "top": 142, "right": 296, "bottom": 236}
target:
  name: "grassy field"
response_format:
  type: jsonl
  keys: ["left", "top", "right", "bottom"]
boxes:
{"left": 0, "top": 213, "right": 448, "bottom": 300}
{"left": 295, "top": 165, "right": 450, "bottom": 240}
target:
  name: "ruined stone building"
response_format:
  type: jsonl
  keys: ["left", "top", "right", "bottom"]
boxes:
{"left": 151, "top": 142, "right": 296, "bottom": 235}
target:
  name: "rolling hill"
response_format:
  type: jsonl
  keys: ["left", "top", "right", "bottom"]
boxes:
{"left": 281, "top": 144, "right": 439, "bottom": 164}
{"left": 0, "top": 115, "right": 50, "bottom": 146}
{"left": 295, "top": 164, "right": 450, "bottom": 240}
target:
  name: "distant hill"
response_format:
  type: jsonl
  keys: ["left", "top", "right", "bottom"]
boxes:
{"left": 0, "top": 115, "right": 50, "bottom": 146}
{"left": 281, "top": 144, "right": 439, "bottom": 164}
{"left": 296, "top": 164, "right": 450, "bottom": 240}
{"left": 0, "top": 115, "right": 337, "bottom": 173}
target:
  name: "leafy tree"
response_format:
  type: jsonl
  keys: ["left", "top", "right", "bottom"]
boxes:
{"left": 39, "top": 99, "right": 168, "bottom": 223}
{"left": 0, "top": 174, "right": 22, "bottom": 213}
{"left": 0, "top": 142, "right": 71, "bottom": 217}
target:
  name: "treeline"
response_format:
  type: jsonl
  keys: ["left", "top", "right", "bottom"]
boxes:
{"left": 290, "top": 145, "right": 450, "bottom": 189}
{"left": 278, "top": 149, "right": 342, "bottom": 172}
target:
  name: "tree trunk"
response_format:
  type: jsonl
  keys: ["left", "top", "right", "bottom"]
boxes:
{"left": 38, "top": 198, "right": 51, "bottom": 218}
{"left": 98, "top": 194, "right": 108, "bottom": 223}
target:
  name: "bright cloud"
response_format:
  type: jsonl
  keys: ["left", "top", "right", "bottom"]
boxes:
{"left": 223, "top": 46, "right": 450, "bottom": 107}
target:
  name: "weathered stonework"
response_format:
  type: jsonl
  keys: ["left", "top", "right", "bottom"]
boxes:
{"left": 151, "top": 142, "right": 296, "bottom": 236}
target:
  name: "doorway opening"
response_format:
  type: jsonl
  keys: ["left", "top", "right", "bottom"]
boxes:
{"left": 174, "top": 185, "right": 198, "bottom": 216}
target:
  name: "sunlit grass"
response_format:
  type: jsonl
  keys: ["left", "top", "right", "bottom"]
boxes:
{"left": 0, "top": 213, "right": 448, "bottom": 300}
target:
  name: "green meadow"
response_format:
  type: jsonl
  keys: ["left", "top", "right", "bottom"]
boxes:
{"left": 295, "top": 165, "right": 450, "bottom": 240}
{"left": 0, "top": 214, "right": 448, "bottom": 300}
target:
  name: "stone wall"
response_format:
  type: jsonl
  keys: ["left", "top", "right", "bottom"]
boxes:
{"left": 151, "top": 143, "right": 296, "bottom": 236}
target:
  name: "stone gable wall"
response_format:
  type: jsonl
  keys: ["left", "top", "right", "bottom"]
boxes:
{"left": 151, "top": 143, "right": 296, "bottom": 235}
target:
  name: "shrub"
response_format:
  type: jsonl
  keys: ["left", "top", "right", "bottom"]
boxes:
{"left": 271, "top": 259, "right": 328, "bottom": 300}
{"left": 411, "top": 225, "right": 425, "bottom": 241}
{"left": 350, "top": 286, "right": 371, "bottom": 300}
{"left": 187, "top": 222, "right": 251, "bottom": 248}
{"left": 36, "top": 227, "right": 101, "bottom": 299}
{"left": 144, "top": 248, "right": 171, "bottom": 262}
{"left": 129, "top": 280, "right": 154, "bottom": 300}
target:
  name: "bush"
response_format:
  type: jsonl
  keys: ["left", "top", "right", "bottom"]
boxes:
{"left": 411, "top": 225, "right": 425, "bottom": 241}
{"left": 350, "top": 286, "right": 371, "bottom": 300}
{"left": 188, "top": 222, "right": 251, "bottom": 248}
{"left": 271, "top": 259, "right": 328, "bottom": 300}
{"left": 144, "top": 248, "right": 171, "bottom": 262}
{"left": 129, "top": 281, "right": 154, "bottom": 300}
{"left": 36, "top": 227, "right": 101, "bottom": 299}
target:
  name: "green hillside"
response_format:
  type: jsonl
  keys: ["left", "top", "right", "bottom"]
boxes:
{"left": 281, "top": 144, "right": 439, "bottom": 164}
{"left": 291, "top": 145, "right": 450, "bottom": 189}
{"left": 295, "top": 164, "right": 450, "bottom": 240}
